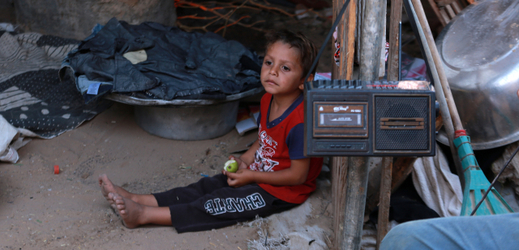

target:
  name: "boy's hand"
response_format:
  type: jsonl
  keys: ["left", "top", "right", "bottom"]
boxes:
{"left": 228, "top": 155, "right": 248, "bottom": 170}
{"left": 223, "top": 169, "right": 255, "bottom": 188}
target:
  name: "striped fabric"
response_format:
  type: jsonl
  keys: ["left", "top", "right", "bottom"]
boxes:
{"left": 0, "top": 31, "right": 112, "bottom": 138}
{"left": 0, "top": 32, "right": 77, "bottom": 83}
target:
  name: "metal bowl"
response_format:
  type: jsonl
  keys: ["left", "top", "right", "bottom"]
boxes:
{"left": 436, "top": 0, "right": 519, "bottom": 150}
{"left": 106, "top": 87, "right": 264, "bottom": 140}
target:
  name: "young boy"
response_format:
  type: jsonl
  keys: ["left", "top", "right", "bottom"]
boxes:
{"left": 99, "top": 29, "right": 323, "bottom": 233}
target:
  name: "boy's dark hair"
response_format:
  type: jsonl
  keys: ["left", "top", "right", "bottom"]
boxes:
{"left": 265, "top": 29, "right": 318, "bottom": 80}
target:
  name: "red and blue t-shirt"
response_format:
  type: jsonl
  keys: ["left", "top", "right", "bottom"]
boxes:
{"left": 249, "top": 93, "right": 323, "bottom": 204}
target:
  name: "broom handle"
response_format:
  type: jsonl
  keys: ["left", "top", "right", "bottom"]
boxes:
{"left": 410, "top": 0, "right": 464, "bottom": 132}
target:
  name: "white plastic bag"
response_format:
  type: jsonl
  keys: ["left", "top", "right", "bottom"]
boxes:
{"left": 0, "top": 115, "right": 20, "bottom": 163}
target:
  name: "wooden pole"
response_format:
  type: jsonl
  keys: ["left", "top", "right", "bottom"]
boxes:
{"left": 331, "top": 0, "right": 357, "bottom": 248}
{"left": 338, "top": 0, "right": 386, "bottom": 249}
{"left": 376, "top": 158, "right": 393, "bottom": 249}
{"left": 345, "top": 0, "right": 357, "bottom": 80}
{"left": 332, "top": 0, "right": 357, "bottom": 80}
{"left": 375, "top": 1, "right": 403, "bottom": 248}
{"left": 359, "top": 0, "right": 386, "bottom": 81}
{"left": 332, "top": 157, "right": 348, "bottom": 248}
{"left": 387, "top": 0, "right": 403, "bottom": 82}
{"left": 341, "top": 156, "right": 369, "bottom": 249}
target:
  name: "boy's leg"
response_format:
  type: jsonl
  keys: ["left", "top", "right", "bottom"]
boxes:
{"left": 111, "top": 174, "right": 297, "bottom": 231}
{"left": 99, "top": 174, "right": 158, "bottom": 207}
{"left": 167, "top": 183, "right": 297, "bottom": 233}
{"left": 111, "top": 193, "right": 172, "bottom": 228}
{"left": 110, "top": 174, "right": 232, "bottom": 229}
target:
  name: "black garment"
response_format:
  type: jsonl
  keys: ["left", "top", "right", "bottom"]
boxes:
{"left": 153, "top": 174, "right": 298, "bottom": 233}
{"left": 62, "top": 18, "right": 262, "bottom": 101}
{"left": 369, "top": 175, "right": 440, "bottom": 224}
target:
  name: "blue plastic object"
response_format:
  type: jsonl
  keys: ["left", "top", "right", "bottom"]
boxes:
{"left": 454, "top": 135, "right": 514, "bottom": 215}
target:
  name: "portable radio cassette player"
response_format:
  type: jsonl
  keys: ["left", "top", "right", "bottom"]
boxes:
{"left": 304, "top": 80, "right": 436, "bottom": 157}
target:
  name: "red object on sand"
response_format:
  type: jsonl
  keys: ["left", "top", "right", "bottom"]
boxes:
{"left": 54, "top": 165, "right": 60, "bottom": 174}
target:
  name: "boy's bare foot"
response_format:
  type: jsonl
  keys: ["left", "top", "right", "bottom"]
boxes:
{"left": 111, "top": 193, "right": 143, "bottom": 229}
{"left": 99, "top": 174, "right": 119, "bottom": 209}
{"left": 99, "top": 174, "right": 159, "bottom": 207}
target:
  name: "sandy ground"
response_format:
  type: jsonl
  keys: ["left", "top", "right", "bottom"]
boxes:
{"left": 0, "top": 4, "right": 339, "bottom": 249}
{"left": 0, "top": 101, "right": 334, "bottom": 249}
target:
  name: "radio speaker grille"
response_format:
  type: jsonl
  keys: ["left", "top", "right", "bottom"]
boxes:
{"left": 374, "top": 96, "right": 430, "bottom": 151}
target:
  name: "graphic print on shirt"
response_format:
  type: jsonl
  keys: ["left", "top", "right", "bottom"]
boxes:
{"left": 249, "top": 124, "right": 279, "bottom": 172}
{"left": 204, "top": 192, "right": 266, "bottom": 215}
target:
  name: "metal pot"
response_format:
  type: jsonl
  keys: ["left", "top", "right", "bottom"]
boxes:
{"left": 436, "top": 0, "right": 519, "bottom": 150}
{"left": 106, "top": 87, "right": 264, "bottom": 140}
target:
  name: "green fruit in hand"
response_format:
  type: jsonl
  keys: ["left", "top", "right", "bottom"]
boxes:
{"left": 224, "top": 159, "right": 239, "bottom": 173}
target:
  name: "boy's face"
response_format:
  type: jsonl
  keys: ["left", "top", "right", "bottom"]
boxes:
{"left": 261, "top": 41, "right": 305, "bottom": 96}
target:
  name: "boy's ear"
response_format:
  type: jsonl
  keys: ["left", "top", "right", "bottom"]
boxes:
{"left": 299, "top": 74, "right": 314, "bottom": 90}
